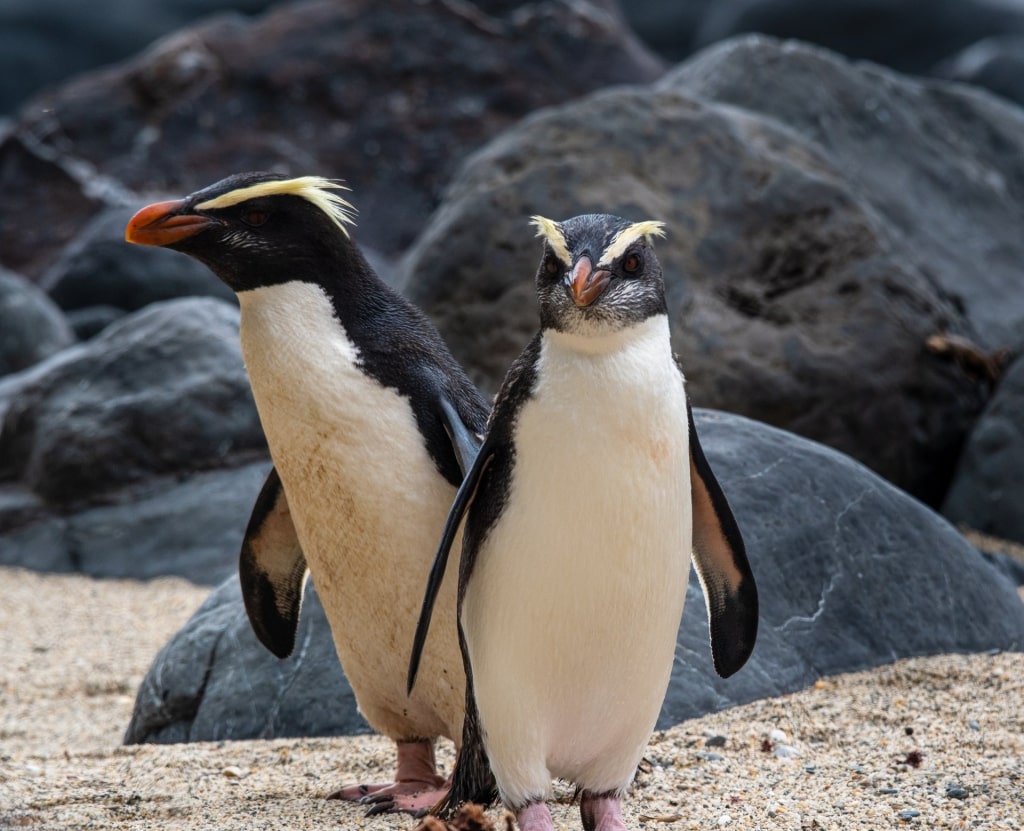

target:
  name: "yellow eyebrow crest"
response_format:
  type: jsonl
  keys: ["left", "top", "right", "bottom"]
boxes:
{"left": 599, "top": 220, "right": 666, "bottom": 265}
{"left": 195, "top": 176, "right": 357, "bottom": 237}
{"left": 530, "top": 215, "right": 572, "bottom": 267}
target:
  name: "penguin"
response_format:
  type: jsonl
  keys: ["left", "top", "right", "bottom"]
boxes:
{"left": 125, "top": 172, "right": 490, "bottom": 815}
{"left": 408, "top": 214, "right": 758, "bottom": 831}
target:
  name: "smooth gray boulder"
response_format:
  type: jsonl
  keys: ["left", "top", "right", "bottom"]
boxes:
{"left": 126, "top": 410, "right": 1024, "bottom": 743}
{"left": 0, "top": 267, "right": 75, "bottom": 375}
{"left": 943, "top": 353, "right": 1024, "bottom": 545}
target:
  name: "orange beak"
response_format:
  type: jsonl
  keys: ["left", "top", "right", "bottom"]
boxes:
{"left": 125, "top": 199, "right": 215, "bottom": 247}
{"left": 568, "top": 256, "right": 611, "bottom": 307}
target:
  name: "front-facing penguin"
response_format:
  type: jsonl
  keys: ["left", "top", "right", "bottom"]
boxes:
{"left": 409, "top": 214, "right": 759, "bottom": 830}
{"left": 125, "top": 173, "right": 490, "bottom": 814}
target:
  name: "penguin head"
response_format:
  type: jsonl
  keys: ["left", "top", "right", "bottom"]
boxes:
{"left": 125, "top": 172, "right": 358, "bottom": 292}
{"left": 530, "top": 214, "right": 668, "bottom": 336}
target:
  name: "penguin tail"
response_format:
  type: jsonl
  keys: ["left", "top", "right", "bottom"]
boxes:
{"left": 435, "top": 627, "right": 497, "bottom": 817}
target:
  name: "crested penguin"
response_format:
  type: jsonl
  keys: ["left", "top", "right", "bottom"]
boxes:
{"left": 409, "top": 214, "right": 758, "bottom": 831}
{"left": 125, "top": 172, "right": 490, "bottom": 814}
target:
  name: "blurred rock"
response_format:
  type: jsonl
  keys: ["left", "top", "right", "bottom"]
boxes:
{"left": 0, "top": 462, "right": 270, "bottom": 583}
{"left": 41, "top": 206, "right": 235, "bottom": 312}
{"left": 126, "top": 410, "right": 1024, "bottom": 743}
{"left": 400, "top": 36, "right": 1024, "bottom": 504}
{"left": 692, "top": 0, "right": 1024, "bottom": 75}
{"left": 0, "top": 0, "right": 665, "bottom": 280}
{"left": 65, "top": 305, "right": 129, "bottom": 340}
{"left": 620, "top": 0, "right": 715, "bottom": 61}
{"left": 0, "top": 267, "right": 75, "bottom": 375}
{"left": 933, "top": 35, "right": 1024, "bottom": 107}
{"left": 943, "top": 352, "right": 1024, "bottom": 544}
{"left": 0, "top": 297, "right": 266, "bottom": 507}
{"left": 0, "top": 0, "right": 285, "bottom": 115}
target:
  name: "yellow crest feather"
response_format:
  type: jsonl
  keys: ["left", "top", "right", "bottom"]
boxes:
{"left": 599, "top": 220, "right": 667, "bottom": 265}
{"left": 196, "top": 176, "right": 357, "bottom": 237}
{"left": 529, "top": 215, "right": 572, "bottom": 267}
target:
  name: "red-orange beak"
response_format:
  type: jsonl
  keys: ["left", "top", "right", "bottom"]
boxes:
{"left": 568, "top": 256, "right": 611, "bottom": 307}
{"left": 125, "top": 199, "right": 216, "bottom": 247}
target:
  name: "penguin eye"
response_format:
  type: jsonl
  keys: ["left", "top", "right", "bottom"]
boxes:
{"left": 623, "top": 252, "right": 642, "bottom": 274}
{"left": 544, "top": 256, "right": 561, "bottom": 276}
{"left": 241, "top": 209, "right": 270, "bottom": 228}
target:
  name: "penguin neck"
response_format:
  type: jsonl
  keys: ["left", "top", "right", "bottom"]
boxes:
{"left": 543, "top": 313, "right": 672, "bottom": 359}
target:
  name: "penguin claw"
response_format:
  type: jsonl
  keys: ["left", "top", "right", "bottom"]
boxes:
{"left": 364, "top": 799, "right": 397, "bottom": 817}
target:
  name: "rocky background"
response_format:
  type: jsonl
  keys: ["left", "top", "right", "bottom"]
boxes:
{"left": 1, "top": 0, "right": 1023, "bottom": 743}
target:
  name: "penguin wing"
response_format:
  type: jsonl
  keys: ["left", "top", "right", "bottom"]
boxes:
{"left": 438, "top": 395, "right": 482, "bottom": 476}
{"left": 407, "top": 431, "right": 496, "bottom": 695}
{"left": 239, "top": 467, "right": 309, "bottom": 659}
{"left": 687, "top": 405, "right": 759, "bottom": 678}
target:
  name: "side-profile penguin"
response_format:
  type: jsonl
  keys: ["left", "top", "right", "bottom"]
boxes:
{"left": 125, "top": 173, "right": 490, "bottom": 814}
{"left": 409, "top": 214, "right": 759, "bottom": 831}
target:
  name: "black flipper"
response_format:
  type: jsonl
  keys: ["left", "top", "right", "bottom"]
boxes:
{"left": 438, "top": 395, "right": 482, "bottom": 476}
{"left": 239, "top": 467, "right": 309, "bottom": 659}
{"left": 687, "top": 406, "right": 759, "bottom": 677}
{"left": 407, "top": 432, "right": 496, "bottom": 695}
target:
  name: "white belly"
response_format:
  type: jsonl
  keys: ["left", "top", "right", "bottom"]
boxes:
{"left": 463, "top": 317, "right": 691, "bottom": 805}
{"left": 237, "top": 282, "right": 464, "bottom": 742}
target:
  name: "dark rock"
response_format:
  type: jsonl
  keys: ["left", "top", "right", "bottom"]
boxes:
{"left": 125, "top": 575, "right": 365, "bottom": 743}
{"left": 0, "top": 297, "right": 266, "bottom": 508}
{"left": 943, "top": 353, "right": 1024, "bottom": 544}
{"left": 0, "top": 462, "right": 270, "bottom": 583}
{"left": 692, "top": 0, "right": 1024, "bottom": 76}
{"left": 41, "top": 206, "right": 235, "bottom": 312}
{"left": 620, "top": 0, "right": 715, "bottom": 62}
{"left": 933, "top": 35, "right": 1024, "bottom": 108}
{"left": 400, "top": 36, "right": 1024, "bottom": 503}
{"left": 127, "top": 410, "right": 1024, "bottom": 742}
{"left": 0, "top": 267, "right": 74, "bottom": 375}
{"left": 65, "top": 305, "right": 128, "bottom": 340}
{"left": 659, "top": 410, "right": 1023, "bottom": 726}
{"left": 0, "top": 0, "right": 664, "bottom": 280}
{"left": 0, "top": 0, "right": 283, "bottom": 115}
{"left": 669, "top": 37, "right": 1024, "bottom": 351}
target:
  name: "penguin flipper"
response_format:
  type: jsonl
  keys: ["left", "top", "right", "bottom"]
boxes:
{"left": 407, "top": 433, "right": 496, "bottom": 695}
{"left": 438, "top": 395, "right": 482, "bottom": 476}
{"left": 687, "top": 406, "right": 759, "bottom": 678}
{"left": 239, "top": 466, "right": 309, "bottom": 659}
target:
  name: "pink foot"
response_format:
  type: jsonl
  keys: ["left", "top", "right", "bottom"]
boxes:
{"left": 326, "top": 739, "right": 448, "bottom": 816}
{"left": 517, "top": 801, "right": 555, "bottom": 831}
{"left": 580, "top": 792, "right": 628, "bottom": 831}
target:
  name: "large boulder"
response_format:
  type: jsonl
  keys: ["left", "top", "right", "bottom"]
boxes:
{"left": 126, "top": 410, "right": 1024, "bottom": 743}
{"left": 0, "top": 0, "right": 664, "bottom": 279}
{"left": 943, "top": 352, "right": 1024, "bottom": 545}
{"left": 399, "top": 36, "right": 1024, "bottom": 505}
{"left": 0, "top": 0, "right": 283, "bottom": 114}
{"left": 0, "top": 267, "right": 75, "bottom": 375}
{"left": 0, "top": 297, "right": 269, "bottom": 582}
{"left": 0, "top": 297, "right": 265, "bottom": 506}
{"left": 692, "top": 0, "right": 1024, "bottom": 75}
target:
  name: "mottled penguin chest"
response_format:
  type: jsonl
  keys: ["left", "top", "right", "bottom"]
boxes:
{"left": 236, "top": 284, "right": 449, "bottom": 583}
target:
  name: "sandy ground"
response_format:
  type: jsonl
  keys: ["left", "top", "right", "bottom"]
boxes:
{"left": 1, "top": 565, "right": 1022, "bottom": 831}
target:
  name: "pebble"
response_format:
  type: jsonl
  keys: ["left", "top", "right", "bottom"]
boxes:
{"left": 221, "top": 766, "right": 248, "bottom": 779}
{"left": 717, "top": 813, "right": 732, "bottom": 826}
{"left": 945, "top": 784, "right": 968, "bottom": 800}
{"left": 774, "top": 744, "right": 801, "bottom": 759}
{"left": 704, "top": 735, "right": 727, "bottom": 748}
{"left": 898, "top": 809, "right": 921, "bottom": 821}
{"left": 967, "top": 719, "right": 981, "bottom": 731}
{"left": 877, "top": 788, "right": 899, "bottom": 795}
{"left": 696, "top": 751, "right": 724, "bottom": 761}
{"left": 769, "top": 729, "right": 789, "bottom": 744}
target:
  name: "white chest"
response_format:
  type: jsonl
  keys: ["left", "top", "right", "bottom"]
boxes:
{"left": 463, "top": 315, "right": 694, "bottom": 798}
